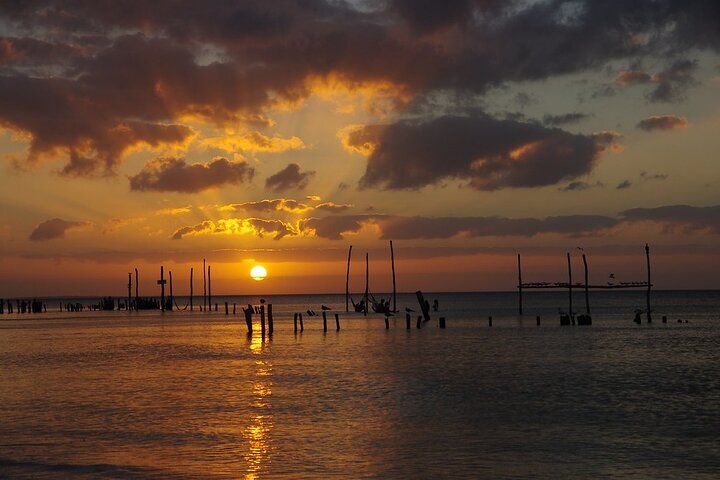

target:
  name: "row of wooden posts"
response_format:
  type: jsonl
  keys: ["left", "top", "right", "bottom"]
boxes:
{"left": 126, "top": 259, "right": 216, "bottom": 312}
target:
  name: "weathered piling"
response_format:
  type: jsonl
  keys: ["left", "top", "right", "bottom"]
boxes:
{"left": 323, "top": 310, "right": 328, "bottom": 332}
{"left": 294, "top": 313, "right": 298, "bottom": 333}
{"left": 225, "top": 302, "right": 229, "bottom": 315}
{"left": 299, "top": 313, "right": 304, "bottom": 332}
{"left": 536, "top": 315, "right": 541, "bottom": 326}
{"left": 189, "top": 267, "right": 194, "bottom": 311}
{"left": 582, "top": 253, "right": 590, "bottom": 315}
{"left": 346, "top": 245, "right": 352, "bottom": 313}
{"left": 244, "top": 305, "right": 253, "bottom": 333}
{"left": 134, "top": 267, "right": 139, "bottom": 310}
{"left": 416, "top": 291, "right": 431, "bottom": 321}
{"left": 208, "top": 265, "right": 212, "bottom": 312}
{"left": 662, "top": 315, "right": 667, "bottom": 323}
{"left": 168, "top": 270, "right": 174, "bottom": 311}
{"left": 406, "top": 313, "right": 411, "bottom": 329}
{"left": 268, "top": 304, "right": 274, "bottom": 334}
{"left": 416, "top": 315, "right": 422, "bottom": 329}
{"left": 364, "top": 252, "right": 369, "bottom": 316}
{"left": 439, "top": 317, "right": 446, "bottom": 328}
{"left": 127, "top": 273, "right": 132, "bottom": 311}
{"left": 645, "top": 244, "right": 652, "bottom": 322}
{"left": 489, "top": 316, "right": 493, "bottom": 327}
{"left": 517, "top": 254, "right": 523, "bottom": 315}
{"left": 567, "top": 252, "right": 573, "bottom": 320}
{"left": 202, "top": 258, "right": 207, "bottom": 311}
{"left": 335, "top": 313, "right": 340, "bottom": 331}
{"left": 260, "top": 304, "right": 266, "bottom": 335}
{"left": 384, "top": 315, "right": 389, "bottom": 329}
{"left": 390, "top": 240, "right": 397, "bottom": 312}
{"left": 157, "top": 266, "right": 167, "bottom": 312}
{"left": 233, "top": 303, "right": 236, "bottom": 314}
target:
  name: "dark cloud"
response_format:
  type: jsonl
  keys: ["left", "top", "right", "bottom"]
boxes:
{"left": 543, "top": 112, "right": 591, "bottom": 127}
{"left": 558, "top": 180, "right": 603, "bottom": 192}
{"left": 265, "top": 163, "right": 315, "bottom": 192}
{"left": 640, "top": 171, "right": 669, "bottom": 181}
{"left": 616, "top": 180, "right": 632, "bottom": 190}
{"left": 615, "top": 60, "right": 699, "bottom": 103}
{"left": 129, "top": 156, "right": 254, "bottom": 193}
{"left": 1, "top": 1, "right": 719, "bottom": 177}
{"left": 620, "top": 205, "right": 720, "bottom": 233}
{"left": 29, "top": 218, "right": 90, "bottom": 241}
{"left": 637, "top": 115, "right": 689, "bottom": 131}
{"left": 345, "top": 115, "right": 613, "bottom": 191}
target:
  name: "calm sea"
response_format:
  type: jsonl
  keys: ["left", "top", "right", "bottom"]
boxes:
{"left": 1, "top": 291, "right": 719, "bottom": 479}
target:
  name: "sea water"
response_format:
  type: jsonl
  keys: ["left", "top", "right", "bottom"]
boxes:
{"left": 1, "top": 291, "right": 719, "bottom": 479}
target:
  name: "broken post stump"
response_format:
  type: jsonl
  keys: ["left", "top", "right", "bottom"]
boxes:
{"left": 416, "top": 290, "right": 431, "bottom": 321}
{"left": 489, "top": 316, "right": 493, "bottom": 327}
{"left": 225, "top": 302, "right": 229, "bottom": 315}
{"left": 384, "top": 316, "right": 389, "bottom": 329}
{"left": 299, "top": 313, "right": 304, "bottom": 332}
{"left": 322, "top": 310, "right": 327, "bottom": 332}
{"left": 244, "top": 306, "right": 253, "bottom": 333}
{"left": 294, "top": 313, "right": 298, "bottom": 333}
{"left": 406, "top": 313, "right": 411, "bottom": 329}
{"left": 439, "top": 317, "right": 446, "bottom": 328}
{"left": 268, "top": 304, "right": 274, "bottom": 334}
{"left": 335, "top": 313, "right": 340, "bottom": 331}
{"left": 416, "top": 315, "right": 422, "bottom": 329}
{"left": 260, "top": 305, "right": 266, "bottom": 336}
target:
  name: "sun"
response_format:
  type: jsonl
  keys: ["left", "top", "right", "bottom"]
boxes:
{"left": 250, "top": 265, "right": 267, "bottom": 281}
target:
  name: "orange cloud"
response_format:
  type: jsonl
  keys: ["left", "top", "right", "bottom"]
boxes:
{"left": 200, "top": 131, "right": 306, "bottom": 153}
{"left": 171, "top": 218, "right": 302, "bottom": 240}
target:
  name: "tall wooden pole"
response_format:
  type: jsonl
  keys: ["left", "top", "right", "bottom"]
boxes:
{"left": 582, "top": 253, "right": 590, "bottom": 315}
{"left": 567, "top": 252, "right": 573, "bottom": 317}
{"left": 158, "top": 266, "right": 166, "bottom": 312}
{"left": 127, "top": 272, "right": 132, "bottom": 311}
{"left": 202, "top": 258, "right": 207, "bottom": 311}
{"left": 645, "top": 243, "right": 652, "bottom": 322}
{"left": 346, "top": 245, "right": 352, "bottom": 313}
{"left": 169, "top": 270, "right": 174, "bottom": 312}
{"left": 390, "top": 240, "right": 397, "bottom": 313}
{"left": 364, "top": 252, "right": 369, "bottom": 316}
{"left": 189, "top": 267, "right": 194, "bottom": 311}
{"left": 134, "top": 268, "right": 139, "bottom": 309}
{"left": 208, "top": 264, "right": 212, "bottom": 311}
{"left": 517, "top": 254, "right": 523, "bottom": 315}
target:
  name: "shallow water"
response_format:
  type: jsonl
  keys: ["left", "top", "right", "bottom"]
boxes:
{"left": 1, "top": 291, "right": 719, "bottom": 478}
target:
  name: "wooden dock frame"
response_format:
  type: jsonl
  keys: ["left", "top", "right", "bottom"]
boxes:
{"left": 517, "top": 244, "right": 653, "bottom": 321}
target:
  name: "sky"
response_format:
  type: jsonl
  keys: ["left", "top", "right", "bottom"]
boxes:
{"left": 1, "top": 0, "right": 719, "bottom": 297}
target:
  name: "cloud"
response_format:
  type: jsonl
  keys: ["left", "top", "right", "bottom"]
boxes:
{"left": 620, "top": 205, "right": 720, "bottom": 233}
{"left": 306, "top": 195, "right": 322, "bottom": 201}
{"left": 615, "top": 60, "right": 699, "bottom": 103}
{"left": 542, "top": 112, "right": 591, "bottom": 127}
{"left": 314, "top": 202, "right": 353, "bottom": 213}
{"left": 29, "top": 218, "right": 91, "bottom": 241}
{"left": 558, "top": 181, "right": 603, "bottom": 192}
{"left": 155, "top": 206, "right": 193, "bottom": 216}
{"left": 639, "top": 171, "right": 669, "bottom": 181}
{"left": 616, "top": 180, "right": 632, "bottom": 189}
{"left": 265, "top": 163, "right": 315, "bottom": 192}
{"left": 219, "top": 198, "right": 311, "bottom": 214}
{"left": 129, "top": 156, "right": 254, "bottom": 193}
{"left": 171, "top": 218, "right": 300, "bottom": 240}
{"left": 637, "top": 115, "right": 689, "bottom": 131}
{"left": 344, "top": 114, "right": 614, "bottom": 191}
{"left": 200, "top": 131, "right": 306, "bottom": 153}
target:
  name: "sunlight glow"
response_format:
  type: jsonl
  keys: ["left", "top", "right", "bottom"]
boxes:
{"left": 251, "top": 265, "right": 268, "bottom": 281}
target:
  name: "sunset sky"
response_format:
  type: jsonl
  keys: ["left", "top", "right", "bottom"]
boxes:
{"left": 1, "top": 0, "right": 719, "bottom": 297}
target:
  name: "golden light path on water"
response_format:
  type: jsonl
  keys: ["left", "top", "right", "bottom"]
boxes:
{"left": 243, "top": 332, "right": 273, "bottom": 479}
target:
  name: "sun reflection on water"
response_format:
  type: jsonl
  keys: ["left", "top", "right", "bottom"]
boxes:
{"left": 243, "top": 332, "right": 273, "bottom": 479}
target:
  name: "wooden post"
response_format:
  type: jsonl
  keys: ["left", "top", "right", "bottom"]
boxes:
{"left": 168, "top": 270, "right": 174, "bottom": 311}
{"left": 489, "top": 316, "right": 492, "bottom": 327}
{"left": 346, "top": 245, "right": 352, "bottom": 313}
{"left": 323, "top": 310, "right": 327, "bottom": 332}
{"left": 268, "top": 304, "right": 273, "bottom": 334}
{"left": 384, "top": 315, "right": 389, "bottom": 329}
{"left": 567, "top": 252, "right": 573, "bottom": 319}
{"left": 207, "top": 264, "right": 212, "bottom": 312}
{"left": 127, "top": 273, "right": 132, "bottom": 311}
{"left": 416, "top": 290, "right": 431, "bottom": 321}
{"left": 225, "top": 302, "right": 229, "bottom": 315}
{"left": 294, "top": 313, "right": 298, "bottom": 333}
{"left": 406, "top": 313, "right": 411, "bottom": 329}
{"left": 582, "top": 253, "right": 590, "bottom": 315}
{"left": 364, "top": 252, "right": 369, "bottom": 316}
{"left": 202, "top": 258, "right": 206, "bottom": 311}
{"left": 233, "top": 303, "right": 236, "bottom": 314}
{"left": 439, "top": 317, "right": 446, "bottom": 328}
{"left": 517, "top": 254, "right": 523, "bottom": 315}
{"left": 260, "top": 304, "right": 266, "bottom": 336}
{"left": 390, "top": 240, "right": 397, "bottom": 312}
{"left": 189, "top": 267, "right": 194, "bottom": 311}
{"left": 416, "top": 315, "right": 422, "bottom": 329}
{"left": 335, "top": 313, "right": 340, "bottom": 331}
{"left": 134, "top": 268, "right": 139, "bottom": 310}
{"left": 299, "top": 313, "right": 304, "bottom": 332}
{"left": 157, "top": 266, "right": 166, "bottom": 311}
{"left": 536, "top": 315, "right": 541, "bottom": 326}
{"left": 244, "top": 305, "right": 252, "bottom": 333}
{"left": 646, "top": 244, "right": 652, "bottom": 322}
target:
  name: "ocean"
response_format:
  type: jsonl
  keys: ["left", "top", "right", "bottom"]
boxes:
{"left": 1, "top": 290, "right": 719, "bottom": 479}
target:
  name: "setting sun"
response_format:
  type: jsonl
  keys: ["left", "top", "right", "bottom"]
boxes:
{"left": 250, "top": 265, "right": 268, "bottom": 281}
